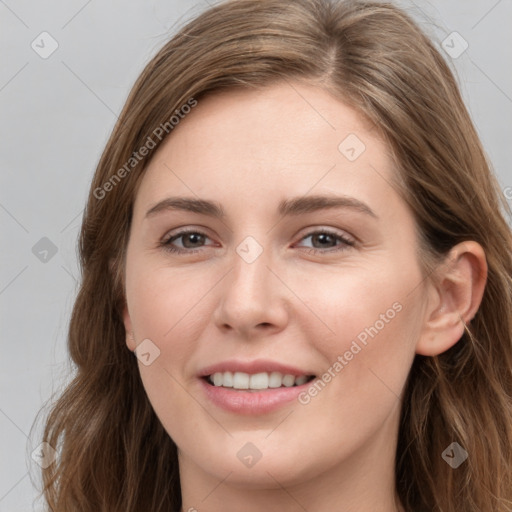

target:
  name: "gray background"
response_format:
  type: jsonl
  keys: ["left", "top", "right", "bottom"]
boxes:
{"left": 1, "top": 0, "right": 511, "bottom": 510}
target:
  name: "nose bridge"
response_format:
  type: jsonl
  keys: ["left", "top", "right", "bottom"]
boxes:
{"left": 213, "top": 233, "right": 288, "bottom": 333}
{"left": 228, "top": 234, "right": 272, "bottom": 306}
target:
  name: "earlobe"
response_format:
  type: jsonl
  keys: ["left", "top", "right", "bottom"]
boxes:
{"left": 415, "top": 241, "right": 487, "bottom": 357}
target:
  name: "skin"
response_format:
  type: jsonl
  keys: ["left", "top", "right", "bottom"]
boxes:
{"left": 122, "top": 81, "right": 487, "bottom": 512}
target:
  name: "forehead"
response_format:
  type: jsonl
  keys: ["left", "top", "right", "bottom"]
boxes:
{"left": 133, "top": 81, "right": 399, "bottom": 220}
{"left": 162, "top": 82, "right": 377, "bottom": 157}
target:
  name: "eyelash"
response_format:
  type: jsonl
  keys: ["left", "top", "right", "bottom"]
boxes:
{"left": 160, "top": 228, "right": 355, "bottom": 255}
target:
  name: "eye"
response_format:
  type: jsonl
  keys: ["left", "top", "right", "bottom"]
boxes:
{"left": 161, "top": 229, "right": 214, "bottom": 254}
{"left": 295, "top": 229, "right": 355, "bottom": 254}
{"left": 160, "top": 228, "right": 355, "bottom": 256}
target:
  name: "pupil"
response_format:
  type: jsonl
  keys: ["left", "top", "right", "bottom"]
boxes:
{"left": 314, "top": 233, "right": 334, "bottom": 248}
{"left": 184, "top": 233, "right": 203, "bottom": 248}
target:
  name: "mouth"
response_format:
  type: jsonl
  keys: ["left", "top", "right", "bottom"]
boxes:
{"left": 202, "top": 371, "right": 316, "bottom": 391}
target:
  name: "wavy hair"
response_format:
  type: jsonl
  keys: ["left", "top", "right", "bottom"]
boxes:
{"left": 33, "top": 0, "right": 512, "bottom": 510}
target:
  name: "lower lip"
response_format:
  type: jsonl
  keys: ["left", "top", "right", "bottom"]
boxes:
{"left": 199, "top": 377, "right": 313, "bottom": 415}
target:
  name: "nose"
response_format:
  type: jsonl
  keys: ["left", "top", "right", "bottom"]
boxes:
{"left": 212, "top": 241, "right": 290, "bottom": 339}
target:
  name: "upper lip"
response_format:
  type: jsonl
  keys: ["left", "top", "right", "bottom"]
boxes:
{"left": 198, "top": 359, "right": 316, "bottom": 378}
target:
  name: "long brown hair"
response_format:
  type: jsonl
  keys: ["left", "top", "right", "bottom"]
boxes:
{"left": 32, "top": 0, "right": 512, "bottom": 510}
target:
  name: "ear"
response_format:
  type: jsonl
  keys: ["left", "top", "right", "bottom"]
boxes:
{"left": 416, "top": 241, "right": 487, "bottom": 356}
{"left": 123, "top": 303, "right": 136, "bottom": 352}
{"left": 112, "top": 256, "right": 136, "bottom": 353}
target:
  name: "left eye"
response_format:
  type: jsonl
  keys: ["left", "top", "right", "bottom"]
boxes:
{"left": 294, "top": 230, "right": 355, "bottom": 252}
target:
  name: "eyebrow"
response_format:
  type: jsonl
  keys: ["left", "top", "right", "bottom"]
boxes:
{"left": 145, "top": 195, "right": 377, "bottom": 219}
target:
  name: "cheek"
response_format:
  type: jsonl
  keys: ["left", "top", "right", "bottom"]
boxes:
{"left": 125, "top": 262, "right": 214, "bottom": 437}
{"left": 293, "top": 261, "right": 416, "bottom": 341}
{"left": 292, "top": 261, "right": 421, "bottom": 398}
{"left": 127, "top": 259, "right": 211, "bottom": 341}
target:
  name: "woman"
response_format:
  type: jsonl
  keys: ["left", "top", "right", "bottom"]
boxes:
{"left": 35, "top": 0, "right": 512, "bottom": 510}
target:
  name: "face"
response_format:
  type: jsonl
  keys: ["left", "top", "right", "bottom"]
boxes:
{"left": 123, "top": 81, "right": 429, "bottom": 492}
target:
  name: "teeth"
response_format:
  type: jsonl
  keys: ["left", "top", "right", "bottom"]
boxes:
{"left": 208, "top": 371, "right": 312, "bottom": 390}
{"left": 233, "top": 372, "right": 249, "bottom": 389}
{"left": 294, "top": 375, "right": 308, "bottom": 386}
{"left": 282, "top": 374, "right": 295, "bottom": 387}
{"left": 212, "top": 372, "right": 225, "bottom": 387}
{"left": 249, "top": 372, "right": 268, "bottom": 389}
{"left": 269, "top": 371, "right": 283, "bottom": 388}
{"left": 223, "top": 371, "right": 234, "bottom": 387}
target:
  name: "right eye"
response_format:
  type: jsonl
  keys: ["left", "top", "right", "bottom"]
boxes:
{"left": 161, "top": 229, "right": 215, "bottom": 254}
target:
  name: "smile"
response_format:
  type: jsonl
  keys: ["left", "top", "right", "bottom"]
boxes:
{"left": 205, "top": 371, "right": 315, "bottom": 390}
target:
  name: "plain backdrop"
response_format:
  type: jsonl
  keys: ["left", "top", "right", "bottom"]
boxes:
{"left": 1, "top": 0, "right": 511, "bottom": 510}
